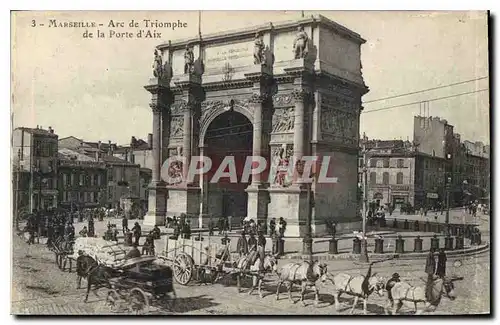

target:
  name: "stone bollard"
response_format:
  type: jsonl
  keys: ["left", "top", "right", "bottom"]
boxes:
{"left": 271, "top": 236, "right": 279, "bottom": 255}
{"left": 403, "top": 219, "right": 409, "bottom": 230}
{"left": 455, "top": 234, "right": 464, "bottom": 250}
{"left": 414, "top": 220, "right": 419, "bottom": 231}
{"left": 414, "top": 235, "right": 423, "bottom": 252}
{"left": 444, "top": 235, "right": 454, "bottom": 250}
{"left": 374, "top": 238, "right": 384, "bottom": 254}
{"left": 352, "top": 238, "right": 361, "bottom": 254}
{"left": 424, "top": 221, "right": 431, "bottom": 232}
{"left": 329, "top": 238, "right": 339, "bottom": 255}
{"left": 430, "top": 235, "right": 440, "bottom": 251}
{"left": 395, "top": 235, "right": 405, "bottom": 254}
{"left": 392, "top": 219, "right": 398, "bottom": 229}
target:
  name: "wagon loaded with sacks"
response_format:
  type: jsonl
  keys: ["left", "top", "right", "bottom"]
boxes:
{"left": 71, "top": 237, "right": 175, "bottom": 314}
{"left": 155, "top": 237, "right": 233, "bottom": 285}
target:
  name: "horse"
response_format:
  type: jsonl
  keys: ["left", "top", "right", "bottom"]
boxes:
{"left": 275, "top": 260, "right": 328, "bottom": 306}
{"left": 328, "top": 263, "right": 386, "bottom": 314}
{"left": 384, "top": 276, "right": 457, "bottom": 315}
{"left": 76, "top": 254, "right": 98, "bottom": 290}
{"left": 234, "top": 252, "right": 278, "bottom": 298}
{"left": 79, "top": 256, "right": 122, "bottom": 303}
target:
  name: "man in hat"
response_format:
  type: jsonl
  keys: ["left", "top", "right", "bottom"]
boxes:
{"left": 131, "top": 222, "right": 142, "bottom": 246}
{"left": 122, "top": 215, "right": 129, "bottom": 236}
{"left": 236, "top": 231, "right": 249, "bottom": 257}
{"left": 436, "top": 248, "right": 447, "bottom": 278}
{"left": 385, "top": 272, "right": 401, "bottom": 304}
{"left": 257, "top": 232, "right": 267, "bottom": 271}
{"left": 425, "top": 248, "right": 436, "bottom": 301}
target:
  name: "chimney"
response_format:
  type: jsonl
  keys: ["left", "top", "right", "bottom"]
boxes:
{"left": 48, "top": 126, "right": 54, "bottom": 134}
{"left": 147, "top": 133, "right": 153, "bottom": 149}
{"left": 108, "top": 140, "right": 112, "bottom": 155}
{"left": 124, "top": 149, "right": 129, "bottom": 162}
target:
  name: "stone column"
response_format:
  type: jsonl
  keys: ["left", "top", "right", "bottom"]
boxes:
{"left": 151, "top": 104, "right": 163, "bottom": 184}
{"left": 250, "top": 94, "right": 264, "bottom": 186}
{"left": 291, "top": 89, "right": 307, "bottom": 185}
{"left": 143, "top": 78, "right": 170, "bottom": 226}
{"left": 182, "top": 103, "right": 193, "bottom": 183}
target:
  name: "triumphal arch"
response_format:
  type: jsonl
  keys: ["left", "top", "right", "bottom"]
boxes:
{"left": 143, "top": 15, "right": 369, "bottom": 236}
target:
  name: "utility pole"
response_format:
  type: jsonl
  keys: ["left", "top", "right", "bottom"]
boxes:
{"left": 14, "top": 149, "right": 21, "bottom": 230}
{"left": 445, "top": 153, "right": 452, "bottom": 224}
{"left": 360, "top": 133, "right": 369, "bottom": 263}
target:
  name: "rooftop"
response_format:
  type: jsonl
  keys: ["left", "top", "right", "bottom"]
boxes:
{"left": 15, "top": 126, "right": 57, "bottom": 138}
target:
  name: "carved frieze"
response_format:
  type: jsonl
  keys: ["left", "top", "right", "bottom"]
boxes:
{"left": 272, "top": 93, "right": 294, "bottom": 107}
{"left": 272, "top": 107, "right": 295, "bottom": 133}
{"left": 165, "top": 146, "right": 183, "bottom": 185}
{"left": 320, "top": 106, "right": 358, "bottom": 146}
{"left": 321, "top": 94, "right": 358, "bottom": 112}
{"left": 170, "top": 116, "right": 184, "bottom": 138}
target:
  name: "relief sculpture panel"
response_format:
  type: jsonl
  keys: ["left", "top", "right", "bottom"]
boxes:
{"left": 170, "top": 116, "right": 184, "bottom": 138}
{"left": 270, "top": 144, "right": 294, "bottom": 187}
{"left": 321, "top": 106, "right": 358, "bottom": 146}
{"left": 272, "top": 107, "right": 295, "bottom": 133}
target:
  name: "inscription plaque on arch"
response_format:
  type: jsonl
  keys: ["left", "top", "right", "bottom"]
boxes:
{"left": 204, "top": 41, "right": 254, "bottom": 70}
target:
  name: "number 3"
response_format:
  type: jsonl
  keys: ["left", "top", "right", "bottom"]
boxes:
{"left": 31, "top": 20, "right": 36, "bottom": 27}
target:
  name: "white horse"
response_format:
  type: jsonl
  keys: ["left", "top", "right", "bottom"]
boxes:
{"left": 276, "top": 260, "right": 328, "bottom": 306}
{"left": 234, "top": 253, "right": 278, "bottom": 298}
{"left": 329, "top": 263, "right": 386, "bottom": 314}
{"left": 385, "top": 276, "right": 457, "bottom": 315}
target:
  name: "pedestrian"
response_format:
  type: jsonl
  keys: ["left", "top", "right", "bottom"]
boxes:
{"left": 236, "top": 231, "right": 249, "bottom": 257}
{"left": 436, "top": 248, "right": 447, "bottom": 278}
{"left": 152, "top": 225, "right": 161, "bottom": 240}
{"left": 278, "top": 217, "right": 287, "bottom": 237}
{"left": 122, "top": 215, "right": 129, "bottom": 236}
{"left": 269, "top": 218, "right": 276, "bottom": 237}
{"left": 26, "top": 214, "right": 35, "bottom": 245}
{"left": 257, "top": 232, "right": 267, "bottom": 271}
{"left": 79, "top": 226, "right": 88, "bottom": 237}
{"left": 248, "top": 232, "right": 257, "bottom": 251}
{"left": 126, "top": 243, "right": 142, "bottom": 259}
{"left": 132, "top": 222, "right": 142, "bottom": 246}
{"left": 87, "top": 215, "right": 95, "bottom": 237}
{"left": 425, "top": 248, "right": 436, "bottom": 300}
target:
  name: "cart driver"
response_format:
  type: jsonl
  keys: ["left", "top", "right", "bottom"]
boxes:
{"left": 126, "top": 243, "right": 142, "bottom": 259}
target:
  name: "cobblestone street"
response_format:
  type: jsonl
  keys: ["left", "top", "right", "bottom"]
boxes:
{"left": 12, "top": 232, "right": 490, "bottom": 315}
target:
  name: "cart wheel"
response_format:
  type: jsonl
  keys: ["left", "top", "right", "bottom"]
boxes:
{"left": 106, "top": 289, "right": 122, "bottom": 312}
{"left": 173, "top": 253, "right": 194, "bottom": 285}
{"left": 127, "top": 288, "right": 149, "bottom": 314}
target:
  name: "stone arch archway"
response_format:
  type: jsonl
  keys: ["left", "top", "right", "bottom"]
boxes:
{"left": 201, "top": 108, "right": 254, "bottom": 222}
{"left": 199, "top": 102, "right": 254, "bottom": 147}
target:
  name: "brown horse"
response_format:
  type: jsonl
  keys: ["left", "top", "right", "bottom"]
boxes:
{"left": 329, "top": 263, "right": 386, "bottom": 314}
{"left": 234, "top": 253, "right": 278, "bottom": 298}
{"left": 385, "top": 276, "right": 457, "bottom": 315}
{"left": 275, "top": 260, "right": 328, "bottom": 306}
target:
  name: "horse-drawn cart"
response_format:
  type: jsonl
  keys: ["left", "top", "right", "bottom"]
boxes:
{"left": 104, "top": 256, "right": 176, "bottom": 314}
{"left": 156, "top": 237, "right": 233, "bottom": 285}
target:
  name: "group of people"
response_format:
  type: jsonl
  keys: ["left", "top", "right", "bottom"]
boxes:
{"left": 23, "top": 208, "right": 75, "bottom": 246}
{"left": 166, "top": 214, "right": 192, "bottom": 239}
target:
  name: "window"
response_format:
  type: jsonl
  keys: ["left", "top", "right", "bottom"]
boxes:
{"left": 370, "top": 172, "right": 377, "bottom": 185}
{"left": 90, "top": 192, "right": 94, "bottom": 202}
{"left": 370, "top": 159, "right": 377, "bottom": 168}
{"left": 62, "top": 174, "right": 67, "bottom": 187}
{"left": 382, "top": 172, "right": 389, "bottom": 185}
{"left": 397, "top": 159, "right": 404, "bottom": 168}
{"left": 98, "top": 174, "right": 102, "bottom": 186}
{"left": 70, "top": 174, "right": 75, "bottom": 186}
{"left": 396, "top": 172, "right": 404, "bottom": 184}
{"left": 383, "top": 158, "right": 390, "bottom": 168}
{"left": 358, "top": 158, "right": 364, "bottom": 168}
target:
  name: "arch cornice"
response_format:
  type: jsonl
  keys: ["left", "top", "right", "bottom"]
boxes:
{"left": 199, "top": 102, "right": 254, "bottom": 147}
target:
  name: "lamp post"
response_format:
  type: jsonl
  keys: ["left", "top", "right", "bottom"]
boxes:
{"left": 360, "top": 133, "right": 370, "bottom": 263}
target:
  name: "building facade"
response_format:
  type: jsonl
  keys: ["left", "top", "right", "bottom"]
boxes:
{"left": 102, "top": 154, "right": 141, "bottom": 210}
{"left": 57, "top": 148, "right": 108, "bottom": 210}
{"left": 143, "top": 15, "right": 369, "bottom": 236}
{"left": 12, "top": 126, "right": 59, "bottom": 214}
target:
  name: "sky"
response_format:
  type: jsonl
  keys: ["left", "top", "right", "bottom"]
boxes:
{"left": 11, "top": 11, "right": 490, "bottom": 146}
